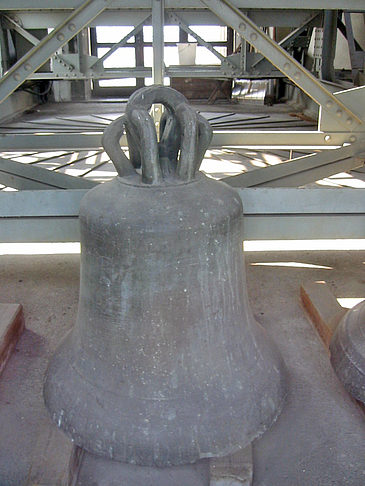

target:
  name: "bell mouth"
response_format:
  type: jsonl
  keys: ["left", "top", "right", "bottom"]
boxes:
{"left": 44, "top": 326, "right": 287, "bottom": 468}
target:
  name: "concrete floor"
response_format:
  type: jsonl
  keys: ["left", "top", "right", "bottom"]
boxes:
{"left": 0, "top": 247, "right": 364, "bottom": 485}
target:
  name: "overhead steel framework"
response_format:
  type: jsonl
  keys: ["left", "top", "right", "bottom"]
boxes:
{"left": 0, "top": 0, "right": 364, "bottom": 241}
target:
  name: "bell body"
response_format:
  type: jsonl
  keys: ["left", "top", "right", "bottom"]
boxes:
{"left": 44, "top": 172, "right": 286, "bottom": 467}
{"left": 330, "top": 301, "right": 365, "bottom": 404}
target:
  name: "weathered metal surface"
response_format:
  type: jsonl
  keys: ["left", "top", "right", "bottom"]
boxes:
{"left": 330, "top": 300, "right": 365, "bottom": 404}
{"left": 44, "top": 86, "right": 287, "bottom": 469}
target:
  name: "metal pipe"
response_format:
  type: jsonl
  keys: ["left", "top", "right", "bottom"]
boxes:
{"left": 321, "top": 10, "right": 338, "bottom": 82}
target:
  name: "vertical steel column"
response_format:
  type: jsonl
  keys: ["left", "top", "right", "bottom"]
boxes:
{"left": 77, "top": 28, "right": 91, "bottom": 99}
{"left": 152, "top": 0, "right": 164, "bottom": 85}
{"left": 344, "top": 12, "right": 363, "bottom": 84}
{"left": 135, "top": 30, "right": 145, "bottom": 88}
{"left": 322, "top": 10, "right": 338, "bottom": 82}
{"left": 152, "top": 0, "right": 165, "bottom": 133}
{"left": 0, "top": 22, "right": 8, "bottom": 77}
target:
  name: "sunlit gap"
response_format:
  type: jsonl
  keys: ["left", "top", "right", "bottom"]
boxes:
{"left": 337, "top": 297, "right": 365, "bottom": 309}
{"left": 244, "top": 240, "right": 365, "bottom": 251}
{"left": 0, "top": 243, "right": 80, "bottom": 255}
{"left": 1, "top": 239, "right": 365, "bottom": 256}
{"left": 250, "top": 262, "right": 333, "bottom": 269}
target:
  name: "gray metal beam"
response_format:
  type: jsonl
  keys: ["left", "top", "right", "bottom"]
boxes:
{"left": 2, "top": 14, "right": 82, "bottom": 76}
{"left": 344, "top": 12, "right": 365, "bottom": 81}
{"left": 10, "top": 9, "right": 322, "bottom": 29}
{"left": 3, "top": 187, "right": 364, "bottom": 217}
{"left": 0, "top": 157, "right": 97, "bottom": 189}
{"left": 0, "top": 131, "right": 355, "bottom": 151}
{"left": 224, "top": 141, "right": 365, "bottom": 187}
{"left": 4, "top": 214, "right": 363, "bottom": 242}
{"left": 321, "top": 10, "right": 338, "bottom": 82}
{"left": 0, "top": 189, "right": 86, "bottom": 216}
{"left": 0, "top": 0, "right": 112, "bottom": 104}
{"left": 168, "top": 12, "right": 238, "bottom": 72}
{"left": 28, "top": 65, "right": 234, "bottom": 80}
{"left": 0, "top": 187, "right": 364, "bottom": 242}
{"left": 243, "top": 214, "right": 365, "bottom": 240}
{"left": 201, "top": 0, "right": 363, "bottom": 129}
{"left": 0, "top": 1, "right": 364, "bottom": 10}
{"left": 251, "top": 13, "right": 320, "bottom": 72}
{"left": 89, "top": 14, "right": 150, "bottom": 71}
{"left": 152, "top": 0, "right": 164, "bottom": 85}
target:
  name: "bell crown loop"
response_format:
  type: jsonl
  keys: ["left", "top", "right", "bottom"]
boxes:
{"left": 102, "top": 86, "right": 213, "bottom": 185}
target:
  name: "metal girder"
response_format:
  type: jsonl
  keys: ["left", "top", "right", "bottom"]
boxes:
{"left": 31, "top": 68, "right": 153, "bottom": 80}
{"left": 242, "top": 214, "right": 365, "bottom": 240}
{"left": 28, "top": 65, "right": 235, "bottom": 80}
{"left": 320, "top": 85, "right": 365, "bottom": 133}
{"left": 344, "top": 12, "right": 365, "bottom": 80}
{"left": 0, "top": 189, "right": 87, "bottom": 216}
{"left": 3, "top": 187, "right": 364, "bottom": 217}
{"left": 0, "top": 130, "right": 355, "bottom": 151}
{"left": 0, "top": 0, "right": 112, "bottom": 104}
{"left": 9, "top": 9, "right": 322, "bottom": 29}
{"left": 213, "top": 131, "right": 355, "bottom": 148}
{"left": 152, "top": 0, "right": 164, "bottom": 85}
{"left": 2, "top": 14, "right": 82, "bottom": 76}
{"left": 168, "top": 11, "right": 238, "bottom": 73}
{"left": 236, "top": 187, "right": 365, "bottom": 214}
{"left": 224, "top": 141, "right": 365, "bottom": 187}
{"left": 201, "top": 0, "right": 363, "bottom": 129}
{"left": 89, "top": 14, "right": 151, "bottom": 71}
{"left": 0, "top": 1, "right": 364, "bottom": 10}
{"left": 2, "top": 14, "right": 43, "bottom": 46}
{"left": 0, "top": 187, "right": 364, "bottom": 242}
{"left": 251, "top": 12, "right": 320, "bottom": 73}
{"left": 0, "top": 157, "right": 97, "bottom": 189}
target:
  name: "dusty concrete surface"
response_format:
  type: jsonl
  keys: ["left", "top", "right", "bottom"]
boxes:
{"left": 0, "top": 255, "right": 79, "bottom": 486}
{"left": 247, "top": 250, "right": 365, "bottom": 486}
{"left": 0, "top": 249, "right": 364, "bottom": 485}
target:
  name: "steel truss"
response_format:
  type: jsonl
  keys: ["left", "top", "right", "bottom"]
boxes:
{"left": 0, "top": 188, "right": 364, "bottom": 242}
{"left": 0, "top": 1, "right": 364, "bottom": 242}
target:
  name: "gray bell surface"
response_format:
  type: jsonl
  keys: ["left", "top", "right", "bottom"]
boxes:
{"left": 330, "top": 300, "right": 365, "bottom": 404}
{"left": 44, "top": 86, "right": 287, "bottom": 469}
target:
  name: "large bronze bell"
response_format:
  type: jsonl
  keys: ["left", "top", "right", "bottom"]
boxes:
{"left": 44, "top": 86, "right": 287, "bottom": 469}
{"left": 330, "top": 300, "right": 365, "bottom": 404}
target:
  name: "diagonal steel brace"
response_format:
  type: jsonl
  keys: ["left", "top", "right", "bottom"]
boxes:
{"left": 251, "top": 12, "right": 320, "bottom": 71}
{"left": 168, "top": 11, "right": 238, "bottom": 72}
{"left": 201, "top": 0, "right": 362, "bottom": 129}
{"left": 0, "top": 0, "right": 112, "bottom": 104}
{"left": 89, "top": 14, "right": 151, "bottom": 71}
{"left": 2, "top": 14, "right": 82, "bottom": 76}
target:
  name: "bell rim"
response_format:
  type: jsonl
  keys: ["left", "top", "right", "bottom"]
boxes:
{"left": 44, "top": 329, "right": 288, "bottom": 467}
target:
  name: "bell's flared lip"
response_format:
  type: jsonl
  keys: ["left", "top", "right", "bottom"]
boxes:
{"left": 44, "top": 330, "right": 288, "bottom": 467}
